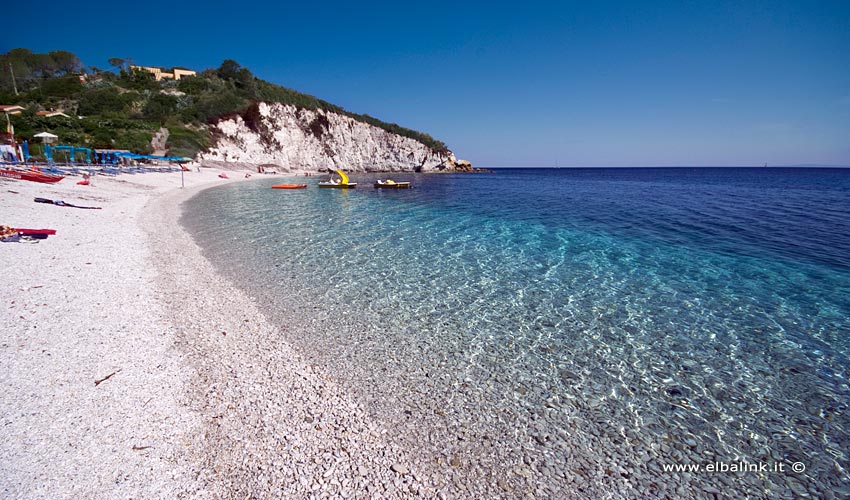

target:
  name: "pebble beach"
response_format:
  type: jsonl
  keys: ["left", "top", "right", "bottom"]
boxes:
{"left": 3, "top": 167, "right": 848, "bottom": 500}
{"left": 0, "top": 169, "right": 436, "bottom": 499}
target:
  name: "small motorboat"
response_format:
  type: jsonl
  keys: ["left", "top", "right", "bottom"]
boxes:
{"left": 374, "top": 179, "right": 411, "bottom": 189}
{"left": 0, "top": 168, "right": 65, "bottom": 184}
{"left": 318, "top": 169, "right": 357, "bottom": 188}
{"left": 272, "top": 184, "right": 307, "bottom": 189}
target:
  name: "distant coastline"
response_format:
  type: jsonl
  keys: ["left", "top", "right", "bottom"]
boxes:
{"left": 480, "top": 164, "right": 850, "bottom": 169}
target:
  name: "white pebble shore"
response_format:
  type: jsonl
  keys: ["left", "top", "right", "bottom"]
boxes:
{"left": 0, "top": 169, "right": 433, "bottom": 499}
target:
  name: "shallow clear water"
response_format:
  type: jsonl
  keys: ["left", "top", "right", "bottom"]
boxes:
{"left": 184, "top": 168, "right": 850, "bottom": 497}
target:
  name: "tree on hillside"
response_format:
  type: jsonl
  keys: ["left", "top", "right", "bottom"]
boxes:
{"left": 235, "top": 68, "right": 257, "bottom": 99}
{"left": 5, "top": 48, "right": 33, "bottom": 60}
{"left": 1, "top": 48, "right": 84, "bottom": 92}
{"left": 177, "top": 74, "right": 211, "bottom": 95}
{"left": 108, "top": 57, "right": 126, "bottom": 72}
{"left": 31, "top": 53, "right": 60, "bottom": 79}
{"left": 50, "top": 51, "right": 83, "bottom": 74}
{"left": 216, "top": 59, "right": 242, "bottom": 81}
{"left": 0, "top": 49, "right": 33, "bottom": 91}
{"left": 39, "top": 75, "right": 83, "bottom": 98}
{"left": 143, "top": 93, "right": 178, "bottom": 123}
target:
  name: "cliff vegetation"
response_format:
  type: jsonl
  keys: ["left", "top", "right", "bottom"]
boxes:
{"left": 0, "top": 49, "right": 448, "bottom": 159}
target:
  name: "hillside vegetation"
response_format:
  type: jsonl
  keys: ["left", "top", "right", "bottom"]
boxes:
{"left": 0, "top": 49, "right": 448, "bottom": 159}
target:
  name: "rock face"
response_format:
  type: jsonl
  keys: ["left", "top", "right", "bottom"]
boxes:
{"left": 197, "top": 102, "right": 468, "bottom": 172}
{"left": 150, "top": 127, "right": 169, "bottom": 156}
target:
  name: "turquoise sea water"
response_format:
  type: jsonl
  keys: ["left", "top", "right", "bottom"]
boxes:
{"left": 184, "top": 168, "right": 850, "bottom": 498}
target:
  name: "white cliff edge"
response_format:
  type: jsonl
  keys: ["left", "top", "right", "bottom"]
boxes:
{"left": 197, "top": 102, "right": 469, "bottom": 173}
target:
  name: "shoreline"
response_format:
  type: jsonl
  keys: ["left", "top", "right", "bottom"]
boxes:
{"left": 145, "top": 174, "right": 437, "bottom": 497}
{"left": 4, "top": 167, "right": 844, "bottom": 498}
{"left": 0, "top": 169, "right": 434, "bottom": 498}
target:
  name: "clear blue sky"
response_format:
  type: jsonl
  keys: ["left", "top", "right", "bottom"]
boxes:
{"left": 4, "top": 0, "right": 849, "bottom": 167}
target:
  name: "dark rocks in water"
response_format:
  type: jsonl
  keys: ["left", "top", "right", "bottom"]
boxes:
{"left": 666, "top": 386, "right": 687, "bottom": 398}
{"left": 452, "top": 159, "right": 492, "bottom": 173}
{"left": 559, "top": 368, "right": 580, "bottom": 381}
{"left": 259, "top": 163, "right": 286, "bottom": 173}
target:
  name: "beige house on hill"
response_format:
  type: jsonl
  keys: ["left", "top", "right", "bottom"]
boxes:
{"left": 130, "top": 65, "right": 197, "bottom": 81}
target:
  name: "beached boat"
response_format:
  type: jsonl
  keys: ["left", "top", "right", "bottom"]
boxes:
{"left": 374, "top": 180, "right": 411, "bottom": 189}
{"left": 0, "top": 168, "right": 65, "bottom": 184}
{"left": 318, "top": 169, "right": 357, "bottom": 188}
{"left": 11, "top": 228, "right": 57, "bottom": 239}
{"left": 272, "top": 183, "right": 307, "bottom": 189}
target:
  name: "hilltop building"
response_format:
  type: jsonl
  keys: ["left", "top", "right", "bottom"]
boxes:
{"left": 130, "top": 65, "right": 197, "bottom": 81}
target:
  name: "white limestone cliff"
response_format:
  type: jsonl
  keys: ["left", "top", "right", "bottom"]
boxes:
{"left": 197, "top": 102, "right": 464, "bottom": 172}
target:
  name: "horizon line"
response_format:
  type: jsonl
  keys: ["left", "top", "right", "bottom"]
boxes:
{"left": 478, "top": 164, "right": 850, "bottom": 169}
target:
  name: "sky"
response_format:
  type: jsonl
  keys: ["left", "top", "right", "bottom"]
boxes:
{"left": 3, "top": 0, "right": 849, "bottom": 167}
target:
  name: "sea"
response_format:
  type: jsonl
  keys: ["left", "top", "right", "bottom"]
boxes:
{"left": 183, "top": 167, "right": 850, "bottom": 498}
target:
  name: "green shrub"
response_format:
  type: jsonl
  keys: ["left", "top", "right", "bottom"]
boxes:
{"left": 166, "top": 124, "right": 209, "bottom": 158}
{"left": 118, "top": 68, "right": 159, "bottom": 91}
{"left": 143, "top": 93, "right": 178, "bottom": 123}
{"left": 177, "top": 75, "right": 210, "bottom": 95}
{"left": 186, "top": 91, "right": 245, "bottom": 124}
{"left": 78, "top": 87, "right": 129, "bottom": 115}
{"left": 115, "top": 129, "right": 154, "bottom": 152}
{"left": 38, "top": 75, "right": 82, "bottom": 98}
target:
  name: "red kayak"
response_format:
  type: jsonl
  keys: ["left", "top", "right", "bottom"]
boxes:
{"left": 14, "top": 228, "right": 57, "bottom": 236}
{"left": 7, "top": 228, "right": 57, "bottom": 240}
{"left": 0, "top": 169, "right": 65, "bottom": 184}
{"left": 272, "top": 184, "right": 307, "bottom": 189}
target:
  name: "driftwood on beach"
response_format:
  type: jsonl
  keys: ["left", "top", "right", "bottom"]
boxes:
{"left": 94, "top": 370, "right": 120, "bottom": 386}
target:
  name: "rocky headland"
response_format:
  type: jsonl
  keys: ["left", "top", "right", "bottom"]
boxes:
{"left": 197, "top": 102, "right": 478, "bottom": 173}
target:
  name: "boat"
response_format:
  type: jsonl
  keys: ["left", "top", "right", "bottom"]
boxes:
{"left": 318, "top": 169, "right": 357, "bottom": 188}
{"left": 0, "top": 168, "right": 65, "bottom": 184}
{"left": 14, "top": 228, "right": 57, "bottom": 239}
{"left": 272, "top": 183, "right": 307, "bottom": 189}
{"left": 374, "top": 179, "right": 411, "bottom": 189}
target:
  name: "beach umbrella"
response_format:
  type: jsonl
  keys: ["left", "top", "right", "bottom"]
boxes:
{"left": 34, "top": 131, "right": 58, "bottom": 144}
